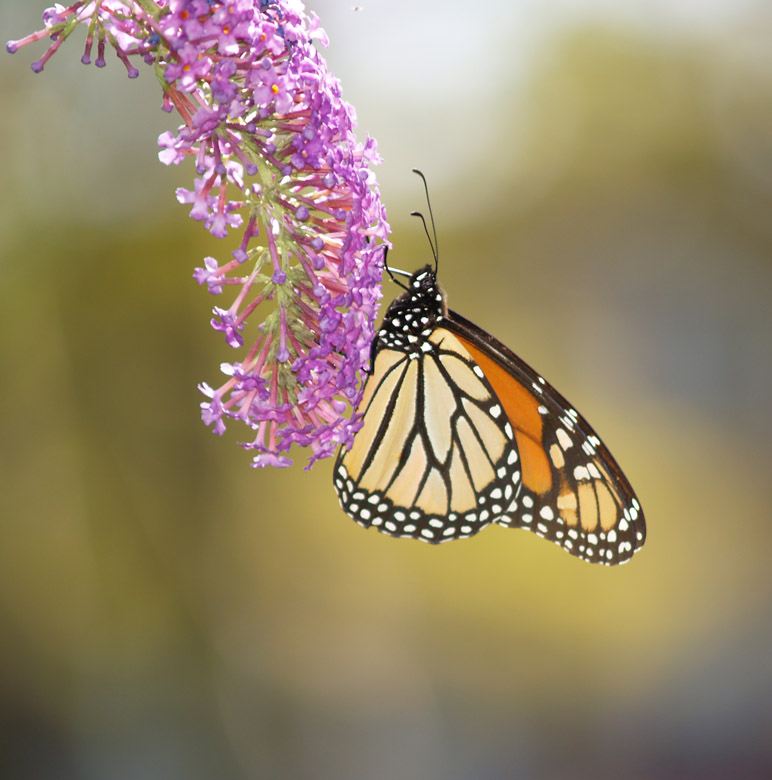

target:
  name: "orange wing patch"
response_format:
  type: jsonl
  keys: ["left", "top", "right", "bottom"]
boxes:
{"left": 457, "top": 336, "right": 552, "bottom": 495}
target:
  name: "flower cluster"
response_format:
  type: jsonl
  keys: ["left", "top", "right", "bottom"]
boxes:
{"left": 8, "top": 0, "right": 389, "bottom": 467}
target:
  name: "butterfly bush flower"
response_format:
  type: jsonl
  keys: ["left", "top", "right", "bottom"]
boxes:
{"left": 8, "top": 0, "right": 390, "bottom": 467}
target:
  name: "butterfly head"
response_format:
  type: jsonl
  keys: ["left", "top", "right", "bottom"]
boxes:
{"left": 376, "top": 265, "right": 447, "bottom": 353}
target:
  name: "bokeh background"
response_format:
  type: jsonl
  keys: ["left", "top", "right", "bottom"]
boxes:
{"left": 2, "top": 1, "right": 772, "bottom": 778}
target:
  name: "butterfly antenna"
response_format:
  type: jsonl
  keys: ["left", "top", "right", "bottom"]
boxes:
{"left": 410, "top": 168, "right": 439, "bottom": 275}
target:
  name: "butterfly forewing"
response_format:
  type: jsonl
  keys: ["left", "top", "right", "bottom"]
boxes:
{"left": 334, "top": 327, "right": 522, "bottom": 542}
{"left": 446, "top": 311, "right": 645, "bottom": 564}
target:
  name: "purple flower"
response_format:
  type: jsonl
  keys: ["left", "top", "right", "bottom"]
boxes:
{"left": 211, "top": 59, "right": 238, "bottom": 104}
{"left": 211, "top": 306, "right": 244, "bottom": 348}
{"left": 8, "top": 0, "right": 390, "bottom": 468}
{"left": 251, "top": 60, "right": 297, "bottom": 114}
{"left": 193, "top": 256, "right": 224, "bottom": 294}
{"left": 164, "top": 44, "right": 213, "bottom": 91}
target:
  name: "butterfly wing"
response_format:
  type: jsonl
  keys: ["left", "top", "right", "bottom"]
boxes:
{"left": 333, "top": 327, "right": 523, "bottom": 543}
{"left": 445, "top": 310, "right": 646, "bottom": 565}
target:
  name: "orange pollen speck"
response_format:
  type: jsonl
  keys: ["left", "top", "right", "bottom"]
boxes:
{"left": 271, "top": 84, "right": 279, "bottom": 94}
{"left": 223, "top": 25, "right": 231, "bottom": 34}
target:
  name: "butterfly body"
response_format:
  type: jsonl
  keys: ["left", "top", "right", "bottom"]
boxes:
{"left": 333, "top": 265, "right": 646, "bottom": 565}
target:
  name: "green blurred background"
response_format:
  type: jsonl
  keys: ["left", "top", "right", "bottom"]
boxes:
{"left": 2, "top": 1, "right": 772, "bottom": 778}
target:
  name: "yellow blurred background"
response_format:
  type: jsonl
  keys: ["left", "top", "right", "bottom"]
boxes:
{"left": 2, "top": 1, "right": 772, "bottom": 778}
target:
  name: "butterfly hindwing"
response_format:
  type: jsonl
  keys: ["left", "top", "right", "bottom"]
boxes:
{"left": 333, "top": 327, "right": 522, "bottom": 543}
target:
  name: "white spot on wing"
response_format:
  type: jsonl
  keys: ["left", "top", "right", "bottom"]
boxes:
{"left": 556, "top": 428, "right": 573, "bottom": 450}
{"left": 574, "top": 465, "right": 590, "bottom": 481}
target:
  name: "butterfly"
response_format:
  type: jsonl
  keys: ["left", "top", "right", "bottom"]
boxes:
{"left": 333, "top": 175, "right": 645, "bottom": 565}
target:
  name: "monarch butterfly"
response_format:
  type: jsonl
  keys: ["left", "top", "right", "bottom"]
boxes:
{"left": 333, "top": 174, "right": 645, "bottom": 565}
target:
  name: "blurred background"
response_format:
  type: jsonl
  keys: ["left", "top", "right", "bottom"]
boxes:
{"left": 1, "top": 1, "right": 771, "bottom": 778}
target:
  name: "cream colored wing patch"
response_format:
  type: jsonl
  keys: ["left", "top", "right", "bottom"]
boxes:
{"left": 333, "top": 328, "right": 522, "bottom": 543}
